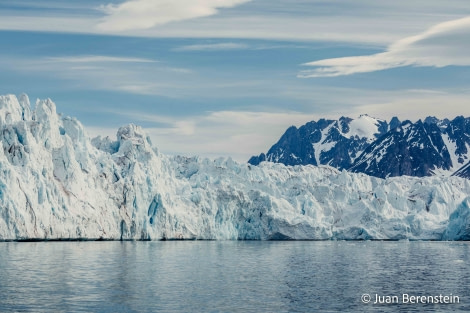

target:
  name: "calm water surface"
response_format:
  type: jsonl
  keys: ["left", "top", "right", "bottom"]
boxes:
{"left": 0, "top": 241, "right": 469, "bottom": 312}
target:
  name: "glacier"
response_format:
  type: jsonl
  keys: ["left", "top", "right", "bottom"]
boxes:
{"left": 1, "top": 94, "right": 470, "bottom": 241}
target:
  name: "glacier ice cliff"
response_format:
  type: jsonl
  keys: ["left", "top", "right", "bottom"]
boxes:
{"left": 1, "top": 94, "right": 470, "bottom": 241}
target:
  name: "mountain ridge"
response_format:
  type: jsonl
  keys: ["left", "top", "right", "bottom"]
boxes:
{"left": 249, "top": 114, "right": 470, "bottom": 179}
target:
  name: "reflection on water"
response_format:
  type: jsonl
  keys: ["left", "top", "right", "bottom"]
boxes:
{"left": 0, "top": 241, "right": 469, "bottom": 312}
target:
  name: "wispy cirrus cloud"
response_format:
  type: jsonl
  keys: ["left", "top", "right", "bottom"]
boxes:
{"left": 46, "top": 55, "right": 157, "bottom": 63}
{"left": 1, "top": 54, "right": 191, "bottom": 96}
{"left": 299, "top": 16, "right": 470, "bottom": 77}
{"left": 173, "top": 42, "right": 248, "bottom": 51}
{"left": 96, "top": 0, "right": 252, "bottom": 32}
{"left": 80, "top": 86, "right": 470, "bottom": 161}
{"left": 172, "top": 42, "right": 313, "bottom": 52}
{"left": 1, "top": 1, "right": 469, "bottom": 46}
{"left": 104, "top": 109, "right": 317, "bottom": 161}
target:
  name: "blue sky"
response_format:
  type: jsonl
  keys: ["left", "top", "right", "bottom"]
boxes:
{"left": 1, "top": 0, "right": 470, "bottom": 161}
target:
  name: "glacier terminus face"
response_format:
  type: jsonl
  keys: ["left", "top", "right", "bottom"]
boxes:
{"left": 1, "top": 94, "right": 470, "bottom": 241}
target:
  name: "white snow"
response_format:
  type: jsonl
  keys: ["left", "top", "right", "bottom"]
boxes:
{"left": 312, "top": 122, "right": 336, "bottom": 165}
{"left": 440, "top": 133, "right": 470, "bottom": 175}
{"left": 1, "top": 94, "right": 470, "bottom": 241}
{"left": 345, "top": 114, "right": 383, "bottom": 142}
{"left": 310, "top": 115, "right": 384, "bottom": 166}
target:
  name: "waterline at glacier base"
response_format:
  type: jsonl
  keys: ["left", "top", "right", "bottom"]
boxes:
{"left": 1, "top": 94, "right": 470, "bottom": 241}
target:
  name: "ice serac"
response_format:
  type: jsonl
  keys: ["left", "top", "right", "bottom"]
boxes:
{"left": 442, "top": 198, "right": 470, "bottom": 240}
{"left": 1, "top": 94, "right": 470, "bottom": 241}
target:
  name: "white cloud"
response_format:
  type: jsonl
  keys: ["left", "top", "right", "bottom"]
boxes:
{"left": 173, "top": 42, "right": 248, "bottom": 51}
{"left": 166, "top": 93, "right": 470, "bottom": 161}
{"left": 0, "top": 16, "right": 95, "bottom": 34}
{"left": 172, "top": 42, "right": 312, "bottom": 52}
{"left": 0, "top": 15, "right": 404, "bottom": 44}
{"left": 73, "top": 86, "right": 470, "bottom": 162}
{"left": 46, "top": 55, "right": 157, "bottom": 63}
{"left": 2, "top": 54, "right": 192, "bottom": 97}
{"left": 97, "top": 89, "right": 470, "bottom": 162}
{"left": 299, "top": 16, "right": 470, "bottom": 77}
{"left": 350, "top": 89, "right": 470, "bottom": 122}
{"left": 96, "top": 0, "right": 252, "bottom": 32}
{"left": 1, "top": 1, "right": 469, "bottom": 45}
{"left": 105, "top": 109, "right": 317, "bottom": 161}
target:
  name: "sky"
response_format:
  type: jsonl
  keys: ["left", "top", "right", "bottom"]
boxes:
{"left": 0, "top": 0, "right": 469, "bottom": 161}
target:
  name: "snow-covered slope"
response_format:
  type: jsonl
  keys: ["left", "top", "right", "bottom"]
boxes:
{"left": 1, "top": 94, "right": 470, "bottom": 241}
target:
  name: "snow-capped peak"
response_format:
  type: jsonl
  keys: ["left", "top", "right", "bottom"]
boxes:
{"left": 345, "top": 114, "right": 385, "bottom": 142}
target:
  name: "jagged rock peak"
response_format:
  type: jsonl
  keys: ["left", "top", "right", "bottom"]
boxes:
{"left": 248, "top": 115, "right": 391, "bottom": 169}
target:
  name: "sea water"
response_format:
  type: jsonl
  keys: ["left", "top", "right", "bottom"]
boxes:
{"left": 0, "top": 241, "right": 469, "bottom": 312}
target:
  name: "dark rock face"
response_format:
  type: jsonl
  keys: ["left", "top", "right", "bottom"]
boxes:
{"left": 249, "top": 115, "right": 391, "bottom": 170}
{"left": 389, "top": 116, "right": 401, "bottom": 130}
{"left": 249, "top": 123, "right": 318, "bottom": 166}
{"left": 350, "top": 120, "right": 452, "bottom": 178}
{"left": 453, "top": 162, "right": 470, "bottom": 179}
{"left": 444, "top": 116, "right": 470, "bottom": 165}
{"left": 249, "top": 116, "right": 470, "bottom": 179}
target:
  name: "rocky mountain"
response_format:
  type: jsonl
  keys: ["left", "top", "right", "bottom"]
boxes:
{"left": 349, "top": 120, "right": 452, "bottom": 177}
{"left": 250, "top": 115, "right": 470, "bottom": 179}
{"left": 249, "top": 115, "right": 393, "bottom": 170}
{"left": 443, "top": 116, "right": 470, "bottom": 168}
{"left": 2, "top": 94, "right": 470, "bottom": 241}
